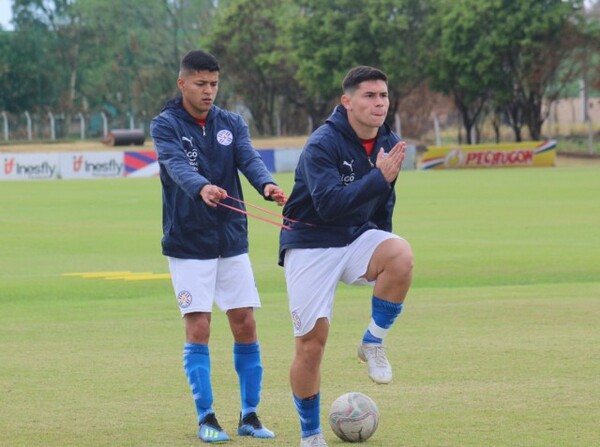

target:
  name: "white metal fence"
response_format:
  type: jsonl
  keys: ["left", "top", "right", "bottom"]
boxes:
{"left": 1, "top": 110, "right": 149, "bottom": 142}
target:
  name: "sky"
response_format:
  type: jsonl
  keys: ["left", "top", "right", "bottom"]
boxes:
{"left": 0, "top": 0, "right": 12, "bottom": 30}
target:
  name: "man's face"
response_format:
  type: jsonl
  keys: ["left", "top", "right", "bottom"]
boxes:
{"left": 177, "top": 70, "right": 219, "bottom": 119}
{"left": 342, "top": 80, "right": 389, "bottom": 137}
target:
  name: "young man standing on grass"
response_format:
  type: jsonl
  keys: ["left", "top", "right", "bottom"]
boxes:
{"left": 151, "top": 49, "right": 286, "bottom": 443}
{"left": 279, "top": 66, "right": 413, "bottom": 447}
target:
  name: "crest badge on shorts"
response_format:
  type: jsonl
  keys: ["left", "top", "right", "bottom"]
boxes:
{"left": 291, "top": 311, "right": 302, "bottom": 331}
{"left": 177, "top": 290, "right": 193, "bottom": 308}
{"left": 216, "top": 129, "right": 233, "bottom": 146}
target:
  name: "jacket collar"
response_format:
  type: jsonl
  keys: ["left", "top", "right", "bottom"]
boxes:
{"left": 162, "top": 96, "right": 219, "bottom": 124}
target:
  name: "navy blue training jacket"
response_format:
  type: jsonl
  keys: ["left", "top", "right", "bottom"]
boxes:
{"left": 151, "top": 97, "right": 277, "bottom": 259}
{"left": 279, "top": 105, "right": 401, "bottom": 266}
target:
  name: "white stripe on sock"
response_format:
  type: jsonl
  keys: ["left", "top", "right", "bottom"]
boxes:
{"left": 368, "top": 319, "right": 389, "bottom": 340}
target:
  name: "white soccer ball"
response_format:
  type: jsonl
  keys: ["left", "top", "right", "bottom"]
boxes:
{"left": 328, "top": 392, "right": 380, "bottom": 442}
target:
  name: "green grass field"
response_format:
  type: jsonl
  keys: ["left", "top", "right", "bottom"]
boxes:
{"left": 1, "top": 166, "right": 599, "bottom": 447}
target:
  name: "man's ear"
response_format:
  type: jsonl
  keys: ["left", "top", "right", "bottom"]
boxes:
{"left": 341, "top": 94, "right": 351, "bottom": 110}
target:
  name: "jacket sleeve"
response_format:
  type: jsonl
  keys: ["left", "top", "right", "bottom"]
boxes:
{"left": 301, "top": 139, "right": 391, "bottom": 222}
{"left": 232, "top": 115, "right": 277, "bottom": 197}
{"left": 150, "top": 114, "right": 210, "bottom": 201}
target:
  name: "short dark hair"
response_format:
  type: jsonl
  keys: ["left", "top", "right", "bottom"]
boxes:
{"left": 180, "top": 50, "right": 220, "bottom": 75}
{"left": 342, "top": 66, "right": 388, "bottom": 93}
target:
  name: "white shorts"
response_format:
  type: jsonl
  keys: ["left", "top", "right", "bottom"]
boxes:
{"left": 167, "top": 254, "right": 261, "bottom": 316}
{"left": 284, "top": 229, "right": 402, "bottom": 336}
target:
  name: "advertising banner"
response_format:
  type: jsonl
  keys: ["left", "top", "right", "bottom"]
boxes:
{"left": 0, "top": 145, "right": 341, "bottom": 181}
{"left": 258, "top": 149, "right": 276, "bottom": 172}
{"left": 421, "top": 140, "right": 557, "bottom": 170}
{"left": 274, "top": 148, "right": 303, "bottom": 173}
{"left": 1, "top": 153, "right": 61, "bottom": 180}
{"left": 125, "top": 150, "right": 159, "bottom": 177}
{"left": 60, "top": 152, "right": 125, "bottom": 179}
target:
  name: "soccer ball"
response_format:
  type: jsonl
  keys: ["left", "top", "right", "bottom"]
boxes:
{"left": 328, "top": 392, "right": 380, "bottom": 442}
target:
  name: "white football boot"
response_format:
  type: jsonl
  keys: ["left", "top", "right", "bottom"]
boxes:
{"left": 300, "top": 433, "right": 329, "bottom": 447}
{"left": 358, "top": 343, "right": 392, "bottom": 384}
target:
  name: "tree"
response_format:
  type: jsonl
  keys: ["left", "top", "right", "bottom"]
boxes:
{"left": 579, "top": 1, "right": 600, "bottom": 94}
{"left": 427, "top": 0, "right": 585, "bottom": 143}
{"left": 366, "top": 0, "right": 433, "bottom": 134}
{"left": 427, "top": 0, "right": 502, "bottom": 144}
{"left": 493, "top": 0, "right": 584, "bottom": 141}
{"left": 0, "top": 30, "right": 13, "bottom": 112}
{"left": 288, "top": 0, "right": 429, "bottom": 130}
{"left": 2, "top": 2, "right": 62, "bottom": 139}
{"left": 3, "top": 0, "right": 218, "bottom": 135}
{"left": 73, "top": 0, "right": 218, "bottom": 125}
{"left": 206, "top": 0, "right": 303, "bottom": 136}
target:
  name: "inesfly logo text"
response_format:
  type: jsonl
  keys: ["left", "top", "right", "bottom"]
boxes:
{"left": 4, "top": 157, "right": 56, "bottom": 178}
{"left": 72, "top": 156, "right": 124, "bottom": 176}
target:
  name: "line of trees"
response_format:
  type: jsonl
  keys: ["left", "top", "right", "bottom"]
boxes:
{"left": 1, "top": 0, "right": 599, "bottom": 143}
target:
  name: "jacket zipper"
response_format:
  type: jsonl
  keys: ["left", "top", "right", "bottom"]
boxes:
{"left": 366, "top": 142, "right": 377, "bottom": 168}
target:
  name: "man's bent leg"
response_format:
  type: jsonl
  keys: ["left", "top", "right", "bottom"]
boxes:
{"left": 366, "top": 238, "right": 413, "bottom": 302}
{"left": 360, "top": 238, "right": 413, "bottom": 384}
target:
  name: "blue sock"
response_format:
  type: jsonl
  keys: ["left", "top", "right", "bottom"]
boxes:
{"left": 183, "top": 342, "right": 213, "bottom": 424}
{"left": 293, "top": 393, "right": 321, "bottom": 438}
{"left": 362, "top": 296, "right": 403, "bottom": 344}
{"left": 234, "top": 342, "right": 262, "bottom": 418}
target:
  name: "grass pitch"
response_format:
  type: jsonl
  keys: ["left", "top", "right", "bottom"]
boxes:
{"left": 1, "top": 166, "right": 599, "bottom": 446}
